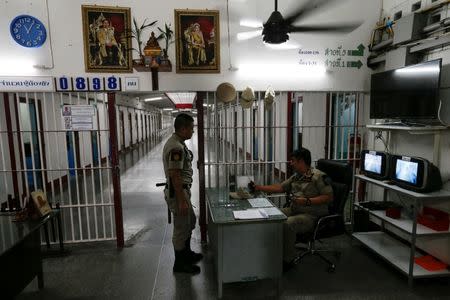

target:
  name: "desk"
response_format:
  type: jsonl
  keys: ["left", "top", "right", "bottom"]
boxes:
{"left": 0, "top": 210, "right": 61, "bottom": 298}
{"left": 206, "top": 188, "right": 286, "bottom": 298}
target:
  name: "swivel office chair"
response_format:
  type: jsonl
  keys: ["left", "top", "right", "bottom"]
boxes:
{"left": 293, "top": 159, "right": 352, "bottom": 272}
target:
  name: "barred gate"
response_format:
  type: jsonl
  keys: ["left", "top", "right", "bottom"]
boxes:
{"left": 196, "top": 90, "right": 367, "bottom": 241}
{"left": 0, "top": 91, "right": 121, "bottom": 244}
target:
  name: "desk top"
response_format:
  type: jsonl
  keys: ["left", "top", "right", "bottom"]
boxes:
{"left": 206, "top": 188, "right": 287, "bottom": 224}
{"left": 0, "top": 210, "right": 59, "bottom": 255}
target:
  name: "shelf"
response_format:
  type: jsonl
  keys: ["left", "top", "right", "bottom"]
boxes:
{"left": 354, "top": 203, "right": 450, "bottom": 236}
{"left": 366, "top": 124, "right": 448, "bottom": 134}
{"left": 355, "top": 175, "right": 450, "bottom": 200}
{"left": 353, "top": 232, "right": 450, "bottom": 278}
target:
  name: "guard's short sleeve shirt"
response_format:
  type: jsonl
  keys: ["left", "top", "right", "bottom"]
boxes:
{"left": 162, "top": 133, "right": 193, "bottom": 185}
{"left": 167, "top": 147, "right": 185, "bottom": 170}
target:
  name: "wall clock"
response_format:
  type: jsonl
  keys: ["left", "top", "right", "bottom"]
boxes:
{"left": 10, "top": 15, "right": 47, "bottom": 48}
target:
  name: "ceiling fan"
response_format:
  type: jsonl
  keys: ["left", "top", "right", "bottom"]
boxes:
{"left": 239, "top": 0, "right": 362, "bottom": 45}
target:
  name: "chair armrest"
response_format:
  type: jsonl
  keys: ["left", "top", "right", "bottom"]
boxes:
{"left": 313, "top": 214, "right": 343, "bottom": 240}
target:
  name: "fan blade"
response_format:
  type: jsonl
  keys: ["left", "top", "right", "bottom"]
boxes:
{"left": 237, "top": 29, "right": 263, "bottom": 41}
{"left": 285, "top": 0, "right": 343, "bottom": 25}
{"left": 290, "top": 22, "right": 361, "bottom": 33}
{"left": 239, "top": 20, "right": 263, "bottom": 29}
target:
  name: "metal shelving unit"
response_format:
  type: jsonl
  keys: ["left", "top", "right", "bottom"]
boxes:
{"left": 353, "top": 175, "right": 450, "bottom": 286}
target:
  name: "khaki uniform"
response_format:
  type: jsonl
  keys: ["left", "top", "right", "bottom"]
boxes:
{"left": 163, "top": 133, "right": 195, "bottom": 251}
{"left": 280, "top": 168, "right": 333, "bottom": 262}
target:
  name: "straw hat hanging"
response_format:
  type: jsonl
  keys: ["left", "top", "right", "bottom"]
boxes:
{"left": 264, "top": 86, "right": 275, "bottom": 108}
{"left": 216, "top": 82, "right": 236, "bottom": 103}
{"left": 240, "top": 86, "right": 255, "bottom": 109}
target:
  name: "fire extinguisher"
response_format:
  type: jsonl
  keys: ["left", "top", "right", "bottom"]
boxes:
{"left": 348, "top": 133, "right": 361, "bottom": 168}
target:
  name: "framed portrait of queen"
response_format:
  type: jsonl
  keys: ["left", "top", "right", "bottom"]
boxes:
{"left": 174, "top": 9, "right": 220, "bottom": 73}
{"left": 82, "top": 5, "right": 132, "bottom": 73}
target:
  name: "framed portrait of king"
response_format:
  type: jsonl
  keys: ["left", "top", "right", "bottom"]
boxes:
{"left": 82, "top": 5, "right": 132, "bottom": 73}
{"left": 175, "top": 9, "right": 220, "bottom": 73}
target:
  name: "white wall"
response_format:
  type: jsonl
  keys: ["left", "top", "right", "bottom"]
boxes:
{"left": 0, "top": 0, "right": 380, "bottom": 91}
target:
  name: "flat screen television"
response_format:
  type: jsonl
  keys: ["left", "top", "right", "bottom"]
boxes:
{"left": 390, "top": 155, "right": 442, "bottom": 192}
{"left": 370, "top": 59, "right": 442, "bottom": 120}
{"left": 360, "top": 150, "right": 390, "bottom": 180}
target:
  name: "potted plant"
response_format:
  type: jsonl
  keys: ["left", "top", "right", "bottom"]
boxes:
{"left": 156, "top": 23, "right": 174, "bottom": 71}
{"left": 130, "top": 17, "right": 157, "bottom": 68}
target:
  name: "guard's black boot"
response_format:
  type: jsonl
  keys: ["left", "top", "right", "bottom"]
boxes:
{"left": 173, "top": 250, "right": 201, "bottom": 274}
{"left": 184, "top": 237, "right": 204, "bottom": 264}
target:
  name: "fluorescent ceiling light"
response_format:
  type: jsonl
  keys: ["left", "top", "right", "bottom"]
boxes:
{"left": 144, "top": 96, "right": 164, "bottom": 102}
{"left": 162, "top": 108, "right": 173, "bottom": 111}
{"left": 240, "top": 20, "right": 262, "bottom": 28}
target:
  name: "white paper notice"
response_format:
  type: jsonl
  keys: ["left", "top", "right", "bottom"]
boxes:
{"left": 233, "top": 209, "right": 268, "bottom": 220}
{"left": 247, "top": 198, "right": 273, "bottom": 208}
{"left": 62, "top": 105, "right": 95, "bottom": 130}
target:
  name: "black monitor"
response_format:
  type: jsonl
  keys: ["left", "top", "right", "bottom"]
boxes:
{"left": 370, "top": 59, "right": 442, "bottom": 120}
{"left": 390, "top": 155, "right": 442, "bottom": 192}
{"left": 360, "top": 150, "right": 389, "bottom": 180}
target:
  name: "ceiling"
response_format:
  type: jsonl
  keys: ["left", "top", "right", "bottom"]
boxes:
{"left": 121, "top": 91, "right": 198, "bottom": 111}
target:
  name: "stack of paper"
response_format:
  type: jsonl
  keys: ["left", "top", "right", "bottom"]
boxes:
{"left": 233, "top": 209, "right": 268, "bottom": 220}
{"left": 247, "top": 198, "right": 273, "bottom": 208}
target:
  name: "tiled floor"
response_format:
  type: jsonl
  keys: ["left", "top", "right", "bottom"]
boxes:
{"left": 17, "top": 133, "right": 450, "bottom": 299}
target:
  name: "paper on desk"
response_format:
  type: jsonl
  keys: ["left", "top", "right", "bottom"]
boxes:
{"left": 233, "top": 208, "right": 268, "bottom": 220}
{"left": 247, "top": 198, "right": 273, "bottom": 208}
{"left": 262, "top": 207, "right": 284, "bottom": 216}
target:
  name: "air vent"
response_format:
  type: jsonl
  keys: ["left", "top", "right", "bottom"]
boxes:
{"left": 430, "top": 13, "right": 441, "bottom": 24}
{"left": 412, "top": 2, "right": 421, "bottom": 12}
{"left": 394, "top": 11, "right": 403, "bottom": 21}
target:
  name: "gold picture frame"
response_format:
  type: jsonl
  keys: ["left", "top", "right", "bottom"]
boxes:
{"left": 30, "top": 190, "right": 52, "bottom": 217}
{"left": 175, "top": 9, "right": 220, "bottom": 73}
{"left": 81, "top": 5, "right": 132, "bottom": 73}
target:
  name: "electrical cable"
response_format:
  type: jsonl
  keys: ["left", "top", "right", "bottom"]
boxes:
{"left": 34, "top": 0, "right": 54, "bottom": 69}
{"left": 226, "top": 0, "right": 238, "bottom": 71}
{"left": 375, "top": 130, "right": 390, "bottom": 153}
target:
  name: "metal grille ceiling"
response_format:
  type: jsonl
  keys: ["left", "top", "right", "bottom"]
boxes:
{"left": 166, "top": 92, "right": 197, "bottom": 109}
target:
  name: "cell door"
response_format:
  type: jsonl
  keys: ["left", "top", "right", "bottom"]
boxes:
{"left": 1, "top": 91, "right": 123, "bottom": 246}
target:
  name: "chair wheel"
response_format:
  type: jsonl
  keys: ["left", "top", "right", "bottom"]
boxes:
{"left": 327, "top": 265, "right": 336, "bottom": 273}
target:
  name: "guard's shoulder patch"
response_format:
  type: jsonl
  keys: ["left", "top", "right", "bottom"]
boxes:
{"left": 170, "top": 149, "right": 183, "bottom": 162}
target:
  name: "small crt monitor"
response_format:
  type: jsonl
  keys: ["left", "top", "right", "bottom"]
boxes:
{"left": 360, "top": 150, "right": 389, "bottom": 180}
{"left": 390, "top": 155, "right": 442, "bottom": 192}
